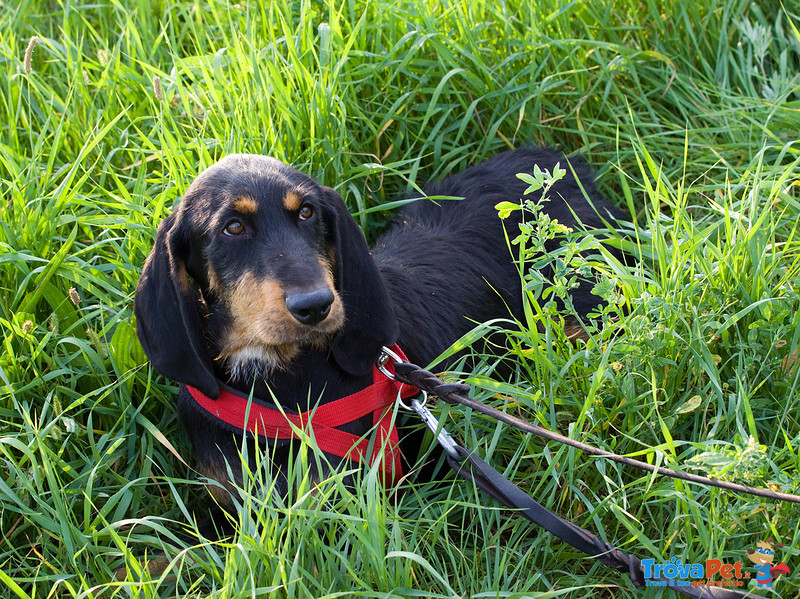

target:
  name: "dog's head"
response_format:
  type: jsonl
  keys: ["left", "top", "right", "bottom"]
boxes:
{"left": 747, "top": 538, "right": 783, "bottom": 565}
{"left": 134, "top": 154, "right": 397, "bottom": 398}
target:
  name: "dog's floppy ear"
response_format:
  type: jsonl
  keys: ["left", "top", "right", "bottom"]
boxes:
{"left": 134, "top": 210, "right": 220, "bottom": 398}
{"left": 321, "top": 187, "right": 398, "bottom": 375}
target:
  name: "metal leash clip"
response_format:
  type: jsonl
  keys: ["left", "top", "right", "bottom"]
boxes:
{"left": 377, "top": 346, "right": 461, "bottom": 460}
{"left": 410, "top": 397, "right": 461, "bottom": 460}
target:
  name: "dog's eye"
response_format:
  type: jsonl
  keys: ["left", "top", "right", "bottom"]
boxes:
{"left": 223, "top": 220, "right": 245, "bottom": 236}
{"left": 298, "top": 204, "right": 314, "bottom": 221}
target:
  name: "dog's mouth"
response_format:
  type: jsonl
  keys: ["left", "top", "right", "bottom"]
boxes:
{"left": 215, "top": 272, "right": 345, "bottom": 377}
{"left": 217, "top": 329, "right": 336, "bottom": 377}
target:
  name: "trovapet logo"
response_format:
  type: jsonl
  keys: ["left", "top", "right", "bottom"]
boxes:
{"left": 643, "top": 539, "right": 791, "bottom": 591}
{"left": 642, "top": 558, "right": 749, "bottom": 590}
{"left": 746, "top": 538, "right": 791, "bottom": 589}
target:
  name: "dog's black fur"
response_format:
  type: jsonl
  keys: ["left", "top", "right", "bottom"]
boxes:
{"left": 134, "top": 147, "right": 625, "bottom": 529}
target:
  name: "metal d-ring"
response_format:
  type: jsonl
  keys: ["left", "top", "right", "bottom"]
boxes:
{"left": 377, "top": 345, "right": 403, "bottom": 381}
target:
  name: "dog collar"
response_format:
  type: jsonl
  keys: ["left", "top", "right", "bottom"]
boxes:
{"left": 184, "top": 344, "right": 416, "bottom": 487}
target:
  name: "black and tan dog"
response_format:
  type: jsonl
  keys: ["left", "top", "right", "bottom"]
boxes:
{"left": 134, "top": 147, "right": 624, "bottom": 531}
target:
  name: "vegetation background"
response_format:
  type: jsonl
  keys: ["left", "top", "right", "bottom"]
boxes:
{"left": 1, "top": 0, "right": 799, "bottom": 596}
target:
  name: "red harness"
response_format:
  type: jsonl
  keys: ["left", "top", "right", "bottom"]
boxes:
{"left": 185, "top": 345, "right": 416, "bottom": 486}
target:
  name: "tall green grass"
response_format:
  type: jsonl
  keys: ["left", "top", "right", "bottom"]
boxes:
{"left": 1, "top": 0, "right": 799, "bottom": 596}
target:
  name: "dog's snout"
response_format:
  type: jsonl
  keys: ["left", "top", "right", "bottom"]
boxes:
{"left": 285, "top": 287, "right": 335, "bottom": 326}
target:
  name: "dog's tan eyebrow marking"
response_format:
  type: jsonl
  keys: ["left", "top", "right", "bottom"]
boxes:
{"left": 282, "top": 191, "right": 303, "bottom": 212}
{"left": 232, "top": 196, "right": 258, "bottom": 214}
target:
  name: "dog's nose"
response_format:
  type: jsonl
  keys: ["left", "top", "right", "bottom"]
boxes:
{"left": 285, "top": 287, "right": 334, "bottom": 326}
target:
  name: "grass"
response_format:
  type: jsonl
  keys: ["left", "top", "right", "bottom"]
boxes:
{"left": 1, "top": 0, "right": 799, "bottom": 596}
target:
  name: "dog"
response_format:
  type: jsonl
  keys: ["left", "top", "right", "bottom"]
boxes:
{"left": 134, "top": 147, "right": 625, "bottom": 534}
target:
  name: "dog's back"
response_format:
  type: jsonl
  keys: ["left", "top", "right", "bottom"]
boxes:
{"left": 373, "top": 147, "right": 624, "bottom": 366}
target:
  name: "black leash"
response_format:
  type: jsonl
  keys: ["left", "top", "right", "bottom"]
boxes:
{"left": 447, "top": 445, "right": 760, "bottom": 599}
{"left": 380, "top": 350, "right": 799, "bottom": 599}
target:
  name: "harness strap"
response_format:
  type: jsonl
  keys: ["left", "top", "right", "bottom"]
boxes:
{"left": 185, "top": 345, "right": 416, "bottom": 486}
